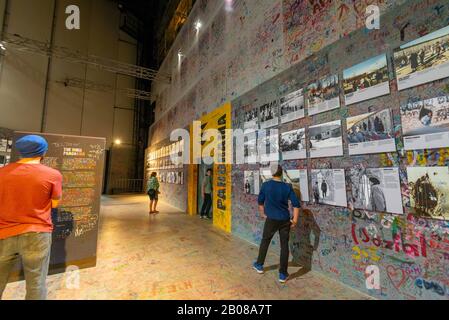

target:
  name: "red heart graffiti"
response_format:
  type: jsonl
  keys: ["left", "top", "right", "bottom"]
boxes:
{"left": 387, "top": 266, "right": 407, "bottom": 290}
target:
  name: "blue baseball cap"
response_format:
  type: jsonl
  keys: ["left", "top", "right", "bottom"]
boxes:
{"left": 15, "top": 135, "right": 49, "bottom": 158}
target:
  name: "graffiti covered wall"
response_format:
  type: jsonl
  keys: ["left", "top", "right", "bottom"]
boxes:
{"left": 231, "top": 0, "right": 449, "bottom": 300}
{"left": 149, "top": 0, "right": 449, "bottom": 300}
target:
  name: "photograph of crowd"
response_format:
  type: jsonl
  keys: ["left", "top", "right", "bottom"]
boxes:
{"left": 280, "top": 89, "right": 305, "bottom": 123}
{"left": 259, "top": 100, "right": 279, "bottom": 129}
{"left": 244, "top": 171, "right": 260, "bottom": 195}
{"left": 283, "top": 169, "right": 309, "bottom": 202}
{"left": 244, "top": 108, "right": 258, "bottom": 129}
{"left": 280, "top": 128, "right": 307, "bottom": 160}
{"left": 343, "top": 54, "right": 390, "bottom": 105}
{"left": 407, "top": 166, "right": 449, "bottom": 221}
{"left": 394, "top": 25, "right": 449, "bottom": 90}
{"left": 311, "top": 169, "right": 347, "bottom": 207}
{"left": 347, "top": 109, "right": 396, "bottom": 155}
{"left": 349, "top": 167, "right": 403, "bottom": 214}
{"left": 307, "top": 74, "right": 340, "bottom": 116}
{"left": 401, "top": 95, "right": 449, "bottom": 150}
{"left": 309, "top": 120, "right": 343, "bottom": 158}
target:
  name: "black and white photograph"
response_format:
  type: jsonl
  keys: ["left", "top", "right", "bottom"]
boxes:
{"left": 258, "top": 131, "right": 279, "bottom": 163}
{"left": 349, "top": 167, "right": 403, "bottom": 215}
{"left": 401, "top": 95, "right": 449, "bottom": 150}
{"left": 307, "top": 74, "right": 340, "bottom": 116}
{"left": 311, "top": 169, "right": 347, "bottom": 207}
{"left": 280, "top": 128, "right": 307, "bottom": 160}
{"left": 244, "top": 108, "right": 258, "bottom": 130}
{"left": 244, "top": 171, "right": 260, "bottom": 195}
{"left": 259, "top": 100, "right": 279, "bottom": 129}
{"left": 394, "top": 25, "right": 449, "bottom": 91}
{"left": 280, "top": 89, "right": 305, "bottom": 123}
{"left": 347, "top": 109, "right": 396, "bottom": 155}
{"left": 309, "top": 120, "right": 343, "bottom": 158}
{"left": 244, "top": 133, "right": 258, "bottom": 164}
{"left": 407, "top": 166, "right": 449, "bottom": 221}
{"left": 343, "top": 54, "right": 390, "bottom": 105}
{"left": 284, "top": 169, "right": 309, "bottom": 202}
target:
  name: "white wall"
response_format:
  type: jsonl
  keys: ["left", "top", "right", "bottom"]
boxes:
{"left": 0, "top": 0, "right": 136, "bottom": 148}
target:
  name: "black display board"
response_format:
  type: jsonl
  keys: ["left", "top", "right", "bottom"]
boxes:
{"left": 11, "top": 132, "right": 106, "bottom": 277}
{"left": 0, "top": 127, "right": 13, "bottom": 167}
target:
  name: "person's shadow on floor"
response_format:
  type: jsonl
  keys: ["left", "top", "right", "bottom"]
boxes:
{"left": 264, "top": 209, "right": 321, "bottom": 280}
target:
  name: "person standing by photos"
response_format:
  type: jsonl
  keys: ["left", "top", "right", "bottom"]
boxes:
{"left": 0, "top": 135, "right": 62, "bottom": 300}
{"left": 147, "top": 172, "right": 160, "bottom": 214}
{"left": 253, "top": 165, "right": 301, "bottom": 283}
{"left": 200, "top": 169, "right": 213, "bottom": 219}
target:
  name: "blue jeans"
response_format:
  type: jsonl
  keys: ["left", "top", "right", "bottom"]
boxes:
{"left": 0, "top": 232, "right": 52, "bottom": 300}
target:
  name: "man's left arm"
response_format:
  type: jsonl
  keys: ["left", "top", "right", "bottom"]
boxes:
{"left": 51, "top": 173, "right": 63, "bottom": 208}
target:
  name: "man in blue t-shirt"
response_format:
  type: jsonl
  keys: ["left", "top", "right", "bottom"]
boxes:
{"left": 253, "top": 165, "right": 301, "bottom": 283}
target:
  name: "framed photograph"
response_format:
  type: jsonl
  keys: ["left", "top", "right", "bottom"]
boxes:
{"left": 259, "top": 100, "right": 279, "bottom": 129}
{"left": 343, "top": 54, "right": 390, "bottom": 105}
{"left": 401, "top": 95, "right": 449, "bottom": 150}
{"left": 347, "top": 108, "right": 396, "bottom": 155}
{"left": 244, "top": 171, "right": 260, "bottom": 195}
{"left": 244, "top": 108, "right": 258, "bottom": 130}
{"left": 280, "top": 128, "right": 307, "bottom": 160}
{"left": 280, "top": 89, "right": 305, "bottom": 123}
{"left": 258, "top": 131, "right": 279, "bottom": 163}
{"left": 311, "top": 169, "right": 347, "bottom": 207}
{"left": 307, "top": 74, "right": 340, "bottom": 116}
{"left": 394, "top": 25, "right": 449, "bottom": 91}
{"left": 284, "top": 169, "right": 310, "bottom": 202}
{"left": 407, "top": 166, "right": 449, "bottom": 221}
{"left": 309, "top": 120, "right": 343, "bottom": 158}
{"left": 349, "top": 167, "right": 403, "bottom": 215}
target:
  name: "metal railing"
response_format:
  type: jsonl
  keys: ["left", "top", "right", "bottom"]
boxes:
{"left": 110, "top": 179, "right": 144, "bottom": 194}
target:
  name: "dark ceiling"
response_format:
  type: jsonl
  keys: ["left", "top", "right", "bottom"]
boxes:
{"left": 117, "top": 0, "right": 169, "bottom": 26}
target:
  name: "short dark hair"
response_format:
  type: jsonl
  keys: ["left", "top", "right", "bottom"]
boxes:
{"left": 207, "top": 169, "right": 213, "bottom": 173}
{"left": 272, "top": 165, "right": 283, "bottom": 178}
{"left": 151, "top": 172, "right": 157, "bottom": 178}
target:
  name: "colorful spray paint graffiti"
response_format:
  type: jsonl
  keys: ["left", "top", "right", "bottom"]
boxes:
{"left": 149, "top": 0, "right": 449, "bottom": 300}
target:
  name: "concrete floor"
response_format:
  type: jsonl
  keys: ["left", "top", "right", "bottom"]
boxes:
{"left": 3, "top": 195, "right": 371, "bottom": 300}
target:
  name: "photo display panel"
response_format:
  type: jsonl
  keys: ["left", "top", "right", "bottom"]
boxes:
{"left": 11, "top": 132, "right": 106, "bottom": 274}
{"left": 280, "top": 128, "right": 307, "bottom": 160}
{"left": 394, "top": 25, "right": 449, "bottom": 91}
{"left": 311, "top": 169, "right": 347, "bottom": 207}
{"left": 307, "top": 74, "right": 340, "bottom": 116}
{"left": 284, "top": 169, "right": 310, "bottom": 202}
{"left": 401, "top": 95, "right": 449, "bottom": 151}
{"left": 309, "top": 120, "right": 344, "bottom": 158}
{"left": 244, "top": 107, "right": 259, "bottom": 130}
{"left": 259, "top": 99, "right": 279, "bottom": 129}
{"left": 280, "top": 88, "right": 305, "bottom": 123}
{"left": 349, "top": 167, "right": 403, "bottom": 215}
{"left": 407, "top": 166, "right": 449, "bottom": 221}
{"left": 244, "top": 170, "right": 260, "bottom": 195}
{"left": 258, "top": 130, "right": 279, "bottom": 163}
{"left": 347, "top": 108, "right": 396, "bottom": 155}
{"left": 343, "top": 54, "right": 390, "bottom": 105}
{"left": 0, "top": 127, "right": 13, "bottom": 168}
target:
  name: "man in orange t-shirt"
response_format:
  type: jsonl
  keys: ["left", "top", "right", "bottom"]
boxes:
{"left": 0, "top": 135, "right": 62, "bottom": 300}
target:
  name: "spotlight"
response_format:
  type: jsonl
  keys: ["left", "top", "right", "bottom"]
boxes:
{"left": 114, "top": 139, "right": 122, "bottom": 145}
{"left": 0, "top": 42, "right": 6, "bottom": 51}
{"left": 194, "top": 20, "right": 202, "bottom": 31}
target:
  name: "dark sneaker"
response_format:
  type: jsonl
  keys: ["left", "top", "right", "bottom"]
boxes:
{"left": 253, "top": 262, "right": 264, "bottom": 274}
{"left": 279, "top": 273, "right": 289, "bottom": 283}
